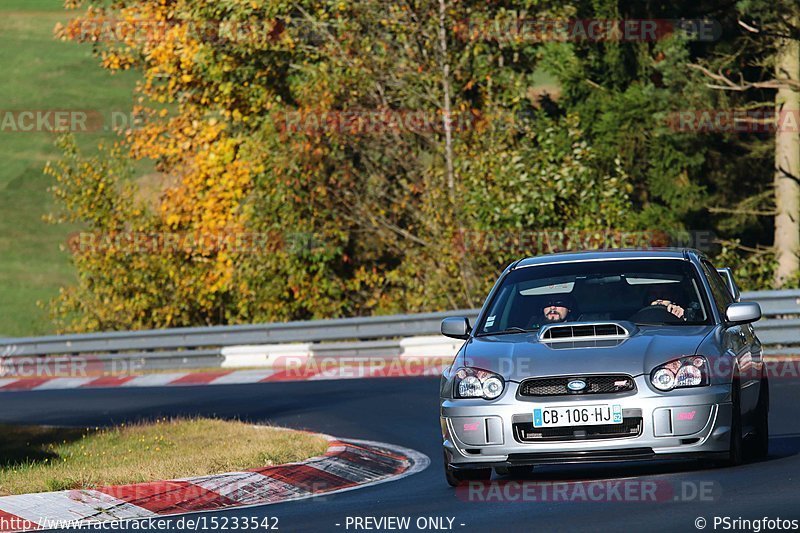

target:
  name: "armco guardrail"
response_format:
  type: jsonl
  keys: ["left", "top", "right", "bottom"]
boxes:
{"left": 0, "top": 309, "right": 478, "bottom": 358}
{"left": 740, "top": 289, "right": 800, "bottom": 348}
{"left": 0, "top": 290, "right": 798, "bottom": 360}
{"left": 741, "top": 289, "right": 800, "bottom": 317}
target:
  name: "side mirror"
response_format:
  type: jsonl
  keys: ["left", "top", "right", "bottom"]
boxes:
{"left": 441, "top": 317, "right": 471, "bottom": 339}
{"left": 726, "top": 302, "right": 761, "bottom": 324}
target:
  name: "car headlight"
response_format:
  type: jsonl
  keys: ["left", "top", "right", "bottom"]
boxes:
{"left": 454, "top": 367, "right": 505, "bottom": 400}
{"left": 650, "top": 356, "right": 709, "bottom": 391}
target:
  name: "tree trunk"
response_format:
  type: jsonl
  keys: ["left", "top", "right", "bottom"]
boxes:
{"left": 773, "top": 17, "right": 800, "bottom": 287}
{"left": 437, "top": 0, "right": 455, "bottom": 201}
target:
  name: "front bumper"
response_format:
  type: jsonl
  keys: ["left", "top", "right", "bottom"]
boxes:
{"left": 441, "top": 376, "right": 732, "bottom": 467}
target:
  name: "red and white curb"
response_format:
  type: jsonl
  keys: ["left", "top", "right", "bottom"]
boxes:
{"left": 0, "top": 361, "right": 449, "bottom": 393}
{"left": 0, "top": 434, "right": 429, "bottom": 532}
{"left": 1, "top": 354, "right": 798, "bottom": 393}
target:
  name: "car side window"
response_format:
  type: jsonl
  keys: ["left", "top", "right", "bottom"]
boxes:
{"left": 482, "top": 285, "right": 512, "bottom": 332}
{"left": 701, "top": 260, "right": 733, "bottom": 319}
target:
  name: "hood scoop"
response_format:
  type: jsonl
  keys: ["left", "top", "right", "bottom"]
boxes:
{"left": 538, "top": 322, "right": 630, "bottom": 343}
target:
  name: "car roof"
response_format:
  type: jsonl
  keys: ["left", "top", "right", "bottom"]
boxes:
{"left": 514, "top": 248, "right": 706, "bottom": 269}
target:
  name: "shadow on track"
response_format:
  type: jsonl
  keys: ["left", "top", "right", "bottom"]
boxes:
{"left": 489, "top": 433, "right": 800, "bottom": 483}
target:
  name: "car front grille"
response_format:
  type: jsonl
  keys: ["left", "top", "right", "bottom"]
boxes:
{"left": 518, "top": 375, "right": 636, "bottom": 397}
{"left": 513, "top": 417, "right": 643, "bottom": 443}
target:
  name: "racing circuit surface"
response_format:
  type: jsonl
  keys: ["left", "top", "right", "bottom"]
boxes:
{"left": 1, "top": 376, "right": 799, "bottom": 532}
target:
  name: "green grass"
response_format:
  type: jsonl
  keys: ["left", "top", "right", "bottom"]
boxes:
{"left": 0, "top": 0, "right": 64, "bottom": 9}
{"left": 0, "top": 1, "right": 139, "bottom": 336}
{"left": 0, "top": 419, "right": 329, "bottom": 495}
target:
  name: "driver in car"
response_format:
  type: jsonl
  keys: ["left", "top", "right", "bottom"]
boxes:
{"left": 542, "top": 295, "right": 577, "bottom": 323}
{"left": 644, "top": 285, "right": 685, "bottom": 319}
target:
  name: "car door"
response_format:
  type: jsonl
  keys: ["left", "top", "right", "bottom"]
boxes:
{"left": 701, "top": 260, "right": 760, "bottom": 412}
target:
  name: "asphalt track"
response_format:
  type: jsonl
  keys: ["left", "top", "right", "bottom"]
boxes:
{"left": 1, "top": 376, "right": 799, "bottom": 533}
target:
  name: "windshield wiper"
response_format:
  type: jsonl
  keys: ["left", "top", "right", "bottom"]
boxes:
{"left": 477, "top": 327, "right": 537, "bottom": 337}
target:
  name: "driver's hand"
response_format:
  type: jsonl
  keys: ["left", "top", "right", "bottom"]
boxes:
{"left": 651, "top": 299, "right": 685, "bottom": 319}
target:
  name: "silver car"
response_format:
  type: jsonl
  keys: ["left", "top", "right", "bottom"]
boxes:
{"left": 439, "top": 249, "right": 769, "bottom": 485}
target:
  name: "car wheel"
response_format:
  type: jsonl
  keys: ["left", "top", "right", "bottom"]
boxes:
{"left": 444, "top": 450, "right": 492, "bottom": 487}
{"left": 723, "top": 375, "right": 744, "bottom": 467}
{"left": 747, "top": 372, "right": 770, "bottom": 461}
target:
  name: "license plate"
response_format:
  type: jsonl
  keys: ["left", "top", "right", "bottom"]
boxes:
{"left": 533, "top": 404, "right": 623, "bottom": 428}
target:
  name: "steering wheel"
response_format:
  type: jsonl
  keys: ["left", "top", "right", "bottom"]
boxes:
{"left": 629, "top": 305, "right": 683, "bottom": 324}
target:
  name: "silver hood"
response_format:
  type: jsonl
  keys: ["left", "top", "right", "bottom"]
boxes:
{"left": 459, "top": 323, "right": 716, "bottom": 381}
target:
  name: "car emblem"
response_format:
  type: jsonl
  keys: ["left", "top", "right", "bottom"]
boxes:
{"left": 567, "top": 379, "right": 587, "bottom": 392}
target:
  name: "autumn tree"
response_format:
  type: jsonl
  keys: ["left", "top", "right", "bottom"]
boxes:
{"left": 51, "top": 0, "right": 722, "bottom": 331}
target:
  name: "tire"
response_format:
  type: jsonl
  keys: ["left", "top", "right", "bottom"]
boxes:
{"left": 723, "top": 375, "right": 744, "bottom": 467}
{"left": 444, "top": 450, "right": 492, "bottom": 487}
{"left": 747, "top": 372, "right": 770, "bottom": 461}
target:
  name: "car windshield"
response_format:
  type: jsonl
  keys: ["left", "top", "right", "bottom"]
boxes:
{"left": 476, "top": 259, "right": 712, "bottom": 335}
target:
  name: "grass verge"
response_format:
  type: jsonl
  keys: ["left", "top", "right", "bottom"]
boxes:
{"left": 0, "top": 418, "right": 329, "bottom": 495}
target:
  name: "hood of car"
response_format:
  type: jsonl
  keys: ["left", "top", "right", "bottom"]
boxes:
{"left": 460, "top": 323, "right": 716, "bottom": 381}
